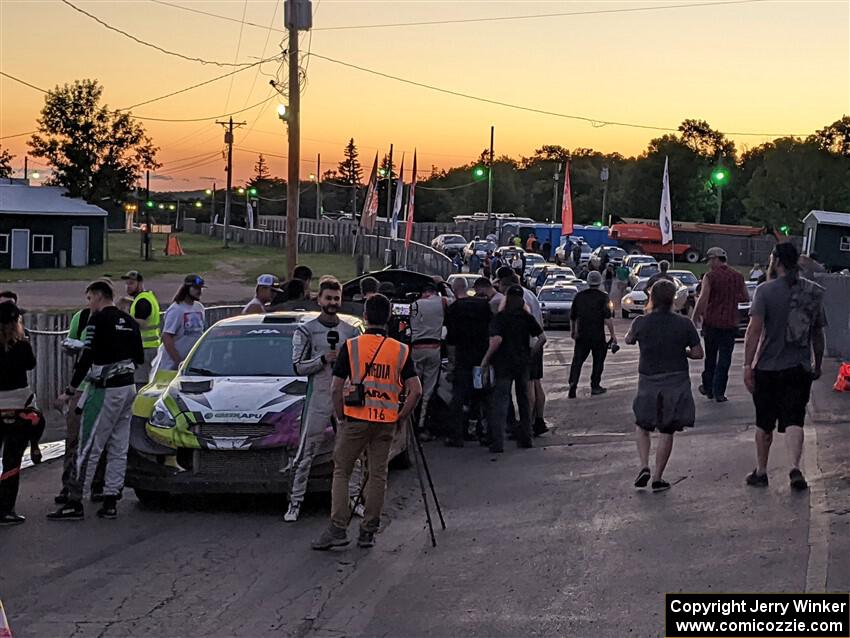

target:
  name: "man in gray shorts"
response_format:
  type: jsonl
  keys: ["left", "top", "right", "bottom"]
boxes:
{"left": 743, "top": 243, "right": 825, "bottom": 491}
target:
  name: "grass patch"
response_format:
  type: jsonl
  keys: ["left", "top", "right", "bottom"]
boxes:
{"left": 0, "top": 232, "right": 356, "bottom": 283}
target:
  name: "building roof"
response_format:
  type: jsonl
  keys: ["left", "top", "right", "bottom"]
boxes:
{"left": 0, "top": 182, "right": 107, "bottom": 217}
{"left": 803, "top": 210, "right": 850, "bottom": 228}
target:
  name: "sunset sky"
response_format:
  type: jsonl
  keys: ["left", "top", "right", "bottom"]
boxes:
{"left": 1, "top": 0, "right": 848, "bottom": 190}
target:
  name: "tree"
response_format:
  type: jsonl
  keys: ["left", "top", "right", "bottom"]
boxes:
{"left": 0, "top": 146, "right": 13, "bottom": 178}
{"left": 253, "top": 153, "right": 270, "bottom": 181}
{"left": 678, "top": 119, "right": 736, "bottom": 161}
{"left": 809, "top": 115, "right": 850, "bottom": 157}
{"left": 28, "top": 79, "right": 159, "bottom": 202}
{"left": 337, "top": 138, "right": 363, "bottom": 214}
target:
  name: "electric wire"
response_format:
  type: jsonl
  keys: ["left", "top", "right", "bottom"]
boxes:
{"left": 60, "top": 0, "right": 256, "bottom": 68}
{"left": 223, "top": 0, "right": 250, "bottom": 112}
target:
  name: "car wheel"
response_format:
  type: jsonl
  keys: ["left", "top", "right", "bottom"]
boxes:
{"left": 684, "top": 249, "right": 700, "bottom": 264}
{"left": 134, "top": 488, "right": 170, "bottom": 508}
{"left": 621, "top": 310, "right": 630, "bottom": 319}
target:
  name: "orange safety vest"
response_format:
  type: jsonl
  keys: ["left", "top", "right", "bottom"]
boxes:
{"left": 343, "top": 333, "right": 409, "bottom": 423}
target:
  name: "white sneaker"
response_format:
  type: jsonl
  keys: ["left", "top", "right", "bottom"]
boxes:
{"left": 350, "top": 499, "right": 365, "bottom": 518}
{"left": 284, "top": 502, "right": 300, "bottom": 522}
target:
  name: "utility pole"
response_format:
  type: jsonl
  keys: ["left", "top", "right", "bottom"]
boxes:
{"left": 145, "top": 169, "right": 151, "bottom": 261}
{"left": 23, "top": 156, "right": 27, "bottom": 180}
{"left": 600, "top": 166, "right": 610, "bottom": 226}
{"left": 216, "top": 117, "right": 245, "bottom": 248}
{"left": 284, "top": 0, "right": 311, "bottom": 278}
{"left": 316, "top": 153, "right": 321, "bottom": 219}
{"left": 552, "top": 162, "right": 561, "bottom": 223}
{"left": 486, "top": 125, "right": 494, "bottom": 221}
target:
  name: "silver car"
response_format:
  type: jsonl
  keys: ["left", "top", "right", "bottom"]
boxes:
{"left": 539, "top": 285, "right": 578, "bottom": 329}
{"left": 621, "top": 278, "right": 689, "bottom": 319}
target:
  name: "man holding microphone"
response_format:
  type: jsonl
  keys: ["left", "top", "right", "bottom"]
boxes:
{"left": 286, "top": 277, "right": 362, "bottom": 523}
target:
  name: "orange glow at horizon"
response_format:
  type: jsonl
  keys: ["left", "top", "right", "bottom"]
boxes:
{"left": 1, "top": 0, "right": 848, "bottom": 190}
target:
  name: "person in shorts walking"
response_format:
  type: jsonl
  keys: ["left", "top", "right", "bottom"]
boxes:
{"left": 625, "top": 281, "right": 703, "bottom": 492}
{"left": 743, "top": 243, "right": 825, "bottom": 491}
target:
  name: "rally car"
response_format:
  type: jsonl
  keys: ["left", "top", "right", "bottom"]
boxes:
{"left": 126, "top": 311, "right": 411, "bottom": 505}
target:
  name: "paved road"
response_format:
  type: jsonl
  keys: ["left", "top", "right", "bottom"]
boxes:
{"left": 2, "top": 320, "right": 846, "bottom": 637}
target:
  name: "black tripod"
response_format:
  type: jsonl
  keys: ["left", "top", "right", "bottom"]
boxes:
{"left": 408, "top": 424, "right": 446, "bottom": 547}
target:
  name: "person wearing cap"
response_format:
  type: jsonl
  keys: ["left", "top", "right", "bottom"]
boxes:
{"left": 121, "top": 271, "right": 161, "bottom": 389}
{"left": 48, "top": 280, "right": 144, "bottom": 521}
{"left": 692, "top": 247, "right": 749, "bottom": 403}
{"left": 157, "top": 275, "right": 206, "bottom": 372}
{"left": 568, "top": 270, "right": 617, "bottom": 398}
{"left": 409, "top": 280, "right": 447, "bottom": 441}
{"left": 243, "top": 274, "right": 283, "bottom": 315}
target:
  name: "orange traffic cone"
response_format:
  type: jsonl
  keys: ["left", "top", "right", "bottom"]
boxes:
{"left": 164, "top": 234, "right": 185, "bottom": 257}
{"left": 0, "top": 599, "right": 13, "bottom": 638}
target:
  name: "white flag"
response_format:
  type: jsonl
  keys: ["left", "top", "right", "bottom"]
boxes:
{"left": 391, "top": 154, "right": 405, "bottom": 240}
{"left": 659, "top": 156, "right": 673, "bottom": 245}
{"left": 246, "top": 202, "right": 255, "bottom": 230}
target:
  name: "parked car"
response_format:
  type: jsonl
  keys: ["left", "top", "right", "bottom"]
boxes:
{"left": 629, "top": 262, "right": 661, "bottom": 287}
{"left": 538, "top": 284, "right": 578, "bottom": 329}
{"left": 524, "top": 253, "right": 546, "bottom": 269}
{"left": 542, "top": 273, "right": 577, "bottom": 288}
{"left": 463, "top": 240, "right": 497, "bottom": 262}
{"left": 431, "top": 233, "right": 468, "bottom": 257}
{"left": 554, "top": 241, "right": 591, "bottom": 266}
{"left": 668, "top": 269, "right": 699, "bottom": 308}
{"left": 592, "top": 245, "right": 628, "bottom": 266}
{"left": 737, "top": 281, "right": 759, "bottom": 337}
{"left": 622, "top": 254, "right": 658, "bottom": 271}
{"left": 126, "top": 312, "right": 412, "bottom": 504}
{"left": 526, "top": 265, "right": 576, "bottom": 290}
{"left": 621, "top": 278, "right": 689, "bottom": 318}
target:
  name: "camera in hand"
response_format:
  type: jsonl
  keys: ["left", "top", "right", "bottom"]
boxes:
{"left": 607, "top": 338, "right": 620, "bottom": 354}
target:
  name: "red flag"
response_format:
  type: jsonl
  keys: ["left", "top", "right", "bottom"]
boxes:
{"left": 561, "top": 160, "right": 574, "bottom": 236}
{"left": 360, "top": 152, "right": 379, "bottom": 231}
{"left": 404, "top": 150, "right": 417, "bottom": 248}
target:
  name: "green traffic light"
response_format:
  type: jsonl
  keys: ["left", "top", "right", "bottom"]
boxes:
{"left": 473, "top": 166, "right": 487, "bottom": 180}
{"left": 711, "top": 169, "right": 728, "bottom": 184}
{"left": 145, "top": 200, "right": 154, "bottom": 208}
{"left": 249, "top": 188, "right": 257, "bottom": 196}
{"left": 593, "top": 221, "right": 603, "bottom": 227}
{"left": 779, "top": 224, "right": 790, "bottom": 235}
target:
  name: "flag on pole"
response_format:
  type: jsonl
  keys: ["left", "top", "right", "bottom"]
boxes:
{"left": 360, "top": 153, "right": 379, "bottom": 231}
{"left": 404, "top": 151, "right": 417, "bottom": 248}
{"left": 659, "top": 156, "right": 673, "bottom": 245}
{"left": 561, "top": 160, "right": 574, "bottom": 236}
{"left": 391, "top": 154, "right": 405, "bottom": 240}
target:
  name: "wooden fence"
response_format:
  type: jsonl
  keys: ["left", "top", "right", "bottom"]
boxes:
{"left": 24, "top": 305, "right": 243, "bottom": 408}
{"left": 183, "top": 218, "right": 453, "bottom": 279}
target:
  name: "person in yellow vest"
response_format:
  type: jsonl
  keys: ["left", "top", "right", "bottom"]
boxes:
{"left": 121, "top": 271, "right": 161, "bottom": 390}
{"left": 312, "top": 294, "right": 422, "bottom": 551}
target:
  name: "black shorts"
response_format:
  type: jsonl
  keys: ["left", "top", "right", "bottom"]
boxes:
{"left": 529, "top": 349, "right": 544, "bottom": 380}
{"left": 753, "top": 366, "right": 813, "bottom": 433}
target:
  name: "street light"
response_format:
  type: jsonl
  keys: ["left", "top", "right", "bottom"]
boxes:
{"left": 194, "top": 201, "right": 203, "bottom": 208}
{"left": 473, "top": 166, "right": 487, "bottom": 180}
{"left": 30, "top": 171, "right": 40, "bottom": 179}
{"left": 205, "top": 189, "right": 212, "bottom": 196}
{"left": 710, "top": 166, "right": 729, "bottom": 224}
{"left": 276, "top": 104, "right": 288, "bottom": 121}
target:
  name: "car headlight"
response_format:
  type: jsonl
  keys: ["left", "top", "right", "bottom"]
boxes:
{"left": 149, "top": 399, "right": 176, "bottom": 429}
{"left": 624, "top": 297, "right": 633, "bottom": 306}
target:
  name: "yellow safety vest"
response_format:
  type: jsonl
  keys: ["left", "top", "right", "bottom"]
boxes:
{"left": 130, "top": 290, "right": 161, "bottom": 349}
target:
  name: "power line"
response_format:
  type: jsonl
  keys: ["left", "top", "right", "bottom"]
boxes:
{"left": 149, "top": 0, "right": 765, "bottom": 33}
{"left": 60, "top": 0, "right": 256, "bottom": 68}
{"left": 308, "top": 53, "right": 807, "bottom": 138}
{"left": 0, "top": 130, "right": 37, "bottom": 141}
{"left": 418, "top": 181, "right": 479, "bottom": 191}
{"left": 223, "top": 0, "right": 250, "bottom": 112}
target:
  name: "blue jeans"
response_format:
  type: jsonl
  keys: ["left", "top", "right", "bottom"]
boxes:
{"left": 701, "top": 326, "right": 737, "bottom": 398}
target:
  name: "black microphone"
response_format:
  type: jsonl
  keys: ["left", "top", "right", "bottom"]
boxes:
{"left": 326, "top": 330, "right": 340, "bottom": 350}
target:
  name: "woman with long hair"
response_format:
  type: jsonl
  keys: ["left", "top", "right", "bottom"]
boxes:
{"left": 0, "top": 303, "right": 38, "bottom": 526}
{"left": 625, "top": 280, "right": 703, "bottom": 492}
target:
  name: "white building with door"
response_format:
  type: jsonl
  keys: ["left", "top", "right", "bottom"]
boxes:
{"left": 0, "top": 179, "right": 107, "bottom": 270}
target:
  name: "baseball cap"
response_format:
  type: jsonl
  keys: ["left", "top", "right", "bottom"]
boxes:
{"left": 184, "top": 274, "right": 206, "bottom": 287}
{"left": 256, "top": 274, "right": 283, "bottom": 291}
{"left": 587, "top": 271, "right": 604, "bottom": 287}
{"left": 704, "top": 247, "right": 727, "bottom": 260}
{"left": 121, "top": 270, "right": 143, "bottom": 281}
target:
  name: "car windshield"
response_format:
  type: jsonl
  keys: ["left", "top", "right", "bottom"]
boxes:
{"left": 185, "top": 325, "right": 295, "bottom": 377}
{"left": 473, "top": 241, "right": 496, "bottom": 251}
{"left": 638, "top": 265, "right": 660, "bottom": 277}
{"left": 444, "top": 235, "right": 466, "bottom": 244}
{"left": 634, "top": 281, "right": 649, "bottom": 292}
{"left": 540, "top": 289, "right": 576, "bottom": 301}
{"left": 671, "top": 271, "right": 698, "bottom": 284}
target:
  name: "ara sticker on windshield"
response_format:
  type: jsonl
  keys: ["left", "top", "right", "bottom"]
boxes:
{"left": 245, "top": 329, "right": 281, "bottom": 335}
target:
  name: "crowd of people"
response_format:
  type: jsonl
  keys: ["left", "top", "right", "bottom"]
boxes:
{"left": 0, "top": 241, "right": 828, "bottom": 554}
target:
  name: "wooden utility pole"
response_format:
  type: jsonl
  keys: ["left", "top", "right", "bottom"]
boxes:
{"left": 486, "top": 126, "right": 494, "bottom": 221}
{"left": 316, "top": 153, "right": 321, "bottom": 219}
{"left": 145, "top": 169, "right": 151, "bottom": 261}
{"left": 217, "top": 117, "right": 246, "bottom": 248}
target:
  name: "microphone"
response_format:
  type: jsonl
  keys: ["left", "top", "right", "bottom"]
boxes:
{"left": 326, "top": 330, "right": 340, "bottom": 350}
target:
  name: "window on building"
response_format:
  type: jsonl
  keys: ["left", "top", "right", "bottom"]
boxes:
{"left": 0, "top": 234, "right": 8, "bottom": 254}
{"left": 840, "top": 235, "right": 850, "bottom": 252}
{"left": 32, "top": 234, "right": 54, "bottom": 254}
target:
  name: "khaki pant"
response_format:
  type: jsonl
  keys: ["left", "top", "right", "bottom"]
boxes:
{"left": 330, "top": 419, "right": 396, "bottom": 532}
{"left": 412, "top": 347, "right": 441, "bottom": 434}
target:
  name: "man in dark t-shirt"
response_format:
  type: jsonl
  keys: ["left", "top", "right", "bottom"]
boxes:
{"left": 481, "top": 286, "right": 546, "bottom": 452}
{"left": 569, "top": 271, "right": 617, "bottom": 397}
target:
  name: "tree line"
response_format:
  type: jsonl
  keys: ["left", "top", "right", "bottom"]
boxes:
{"left": 2, "top": 77, "right": 848, "bottom": 234}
